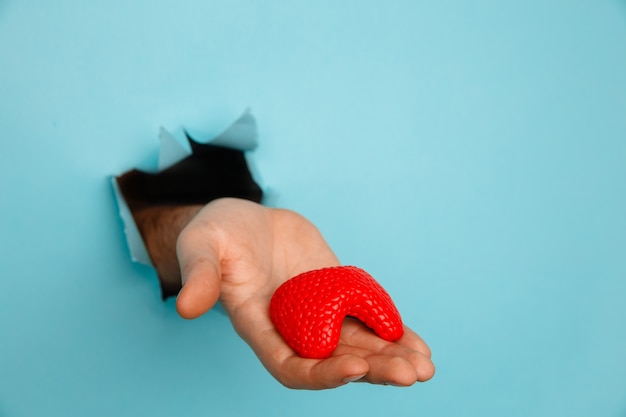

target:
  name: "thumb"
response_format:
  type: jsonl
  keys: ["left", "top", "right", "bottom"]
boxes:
{"left": 175, "top": 231, "right": 222, "bottom": 319}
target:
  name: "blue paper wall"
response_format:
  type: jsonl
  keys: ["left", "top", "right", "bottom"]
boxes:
{"left": 1, "top": 1, "right": 625, "bottom": 416}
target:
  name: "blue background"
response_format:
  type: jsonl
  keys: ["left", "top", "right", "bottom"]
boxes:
{"left": 1, "top": 1, "right": 625, "bottom": 416}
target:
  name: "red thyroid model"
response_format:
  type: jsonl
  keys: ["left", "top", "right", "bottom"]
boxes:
{"left": 269, "top": 266, "right": 404, "bottom": 359}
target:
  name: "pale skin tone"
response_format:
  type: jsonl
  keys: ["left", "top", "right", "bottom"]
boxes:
{"left": 135, "top": 197, "right": 435, "bottom": 389}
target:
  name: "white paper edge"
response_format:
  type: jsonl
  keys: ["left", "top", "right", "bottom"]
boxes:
{"left": 111, "top": 176, "right": 152, "bottom": 266}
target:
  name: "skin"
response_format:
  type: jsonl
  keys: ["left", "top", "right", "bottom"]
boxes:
{"left": 135, "top": 197, "right": 435, "bottom": 389}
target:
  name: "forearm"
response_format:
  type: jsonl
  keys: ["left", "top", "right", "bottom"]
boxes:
{"left": 133, "top": 204, "right": 203, "bottom": 298}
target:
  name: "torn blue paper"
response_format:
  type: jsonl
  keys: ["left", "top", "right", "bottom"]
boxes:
{"left": 112, "top": 109, "right": 263, "bottom": 268}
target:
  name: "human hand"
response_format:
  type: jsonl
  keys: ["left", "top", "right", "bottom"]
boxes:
{"left": 173, "top": 198, "right": 435, "bottom": 389}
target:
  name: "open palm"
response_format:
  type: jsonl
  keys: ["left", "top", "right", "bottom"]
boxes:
{"left": 175, "top": 198, "right": 434, "bottom": 389}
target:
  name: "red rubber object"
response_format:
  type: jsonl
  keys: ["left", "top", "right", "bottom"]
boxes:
{"left": 269, "top": 266, "right": 404, "bottom": 359}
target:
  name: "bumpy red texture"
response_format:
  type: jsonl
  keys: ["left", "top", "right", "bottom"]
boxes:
{"left": 269, "top": 266, "right": 404, "bottom": 359}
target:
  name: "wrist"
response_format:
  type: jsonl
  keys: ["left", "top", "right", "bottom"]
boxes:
{"left": 134, "top": 204, "right": 203, "bottom": 298}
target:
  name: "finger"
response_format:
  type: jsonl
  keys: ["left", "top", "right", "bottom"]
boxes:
{"left": 378, "top": 344, "right": 435, "bottom": 382}
{"left": 334, "top": 341, "right": 434, "bottom": 385}
{"left": 278, "top": 354, "right": 370, "bottom": 390}
{"left": 340, "top": 319, "right": 435, "bottom": 382}
{"left": 332, "top": 344, "right": 418, "bottom": 386}
{"left": 175, "top": 230, "right": 222, "bottom": 319}
{"left": 341, "top": 319, "right": 432, "bottom": 359}
{"left": 358, "top": 354, "right": 418, "bottom": 386}
{"left": 231, "top": 299, "right": 370, "bottom": 390}
{"left": 247, "top": 328, "right": 370, "bottom": 390}
{"left": 397, "top": 325, "right": 432, "bottom": 359}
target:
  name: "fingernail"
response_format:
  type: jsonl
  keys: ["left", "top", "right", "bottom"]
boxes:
{"left": 342, "top": 373, "right": 366, "bottom": 384}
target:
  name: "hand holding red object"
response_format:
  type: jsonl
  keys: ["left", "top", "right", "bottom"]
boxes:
{"left": 270, "top": 266, "right": 404, "bottom": 359}
{"left": 138, "top": 198, "right": 434, "bottom": 388}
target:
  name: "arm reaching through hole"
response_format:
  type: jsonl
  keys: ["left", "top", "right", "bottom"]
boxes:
{"left": 134, "top": 197, "right": 435, "bottom": 389}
